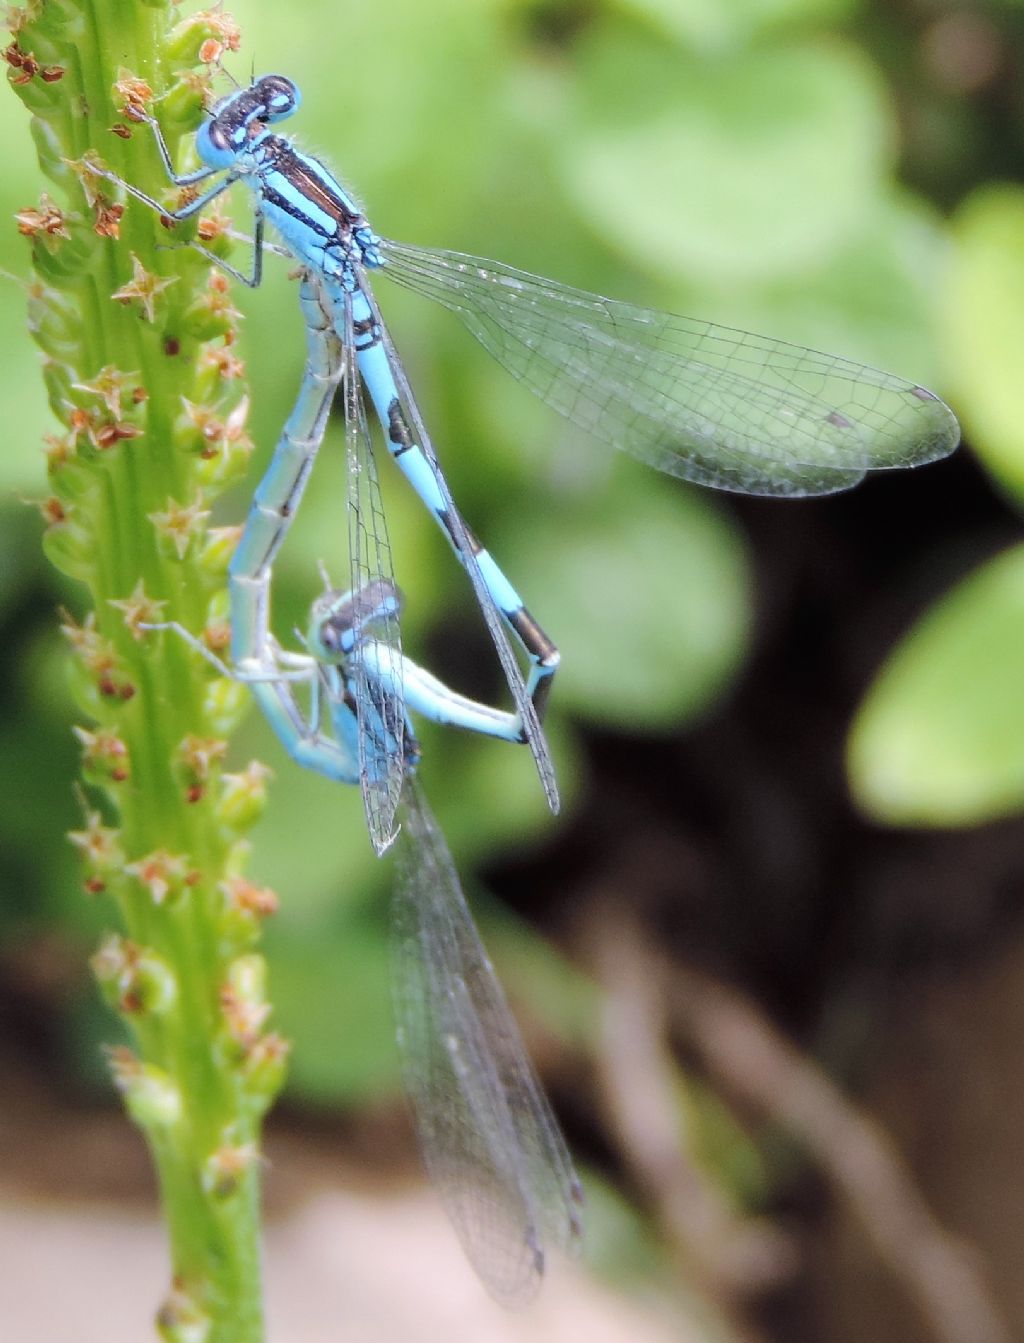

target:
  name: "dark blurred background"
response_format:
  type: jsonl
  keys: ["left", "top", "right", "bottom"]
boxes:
{"left": 3, "top": 1, "right": 1024, "bottom": 1339}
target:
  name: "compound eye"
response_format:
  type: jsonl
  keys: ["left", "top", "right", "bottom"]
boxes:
{"left": 258, "top": 74, "right": 299, "bottom": 120}
{"left": 197, "top": 112, "right": 240, "bottom": 168}
{"left": 319, "top": 619, "right": 341, "bottom": 654}
{"left": 208, "top": 120, "right": 232, "bottom": 152}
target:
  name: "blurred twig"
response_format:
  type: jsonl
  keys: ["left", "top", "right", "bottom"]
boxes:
{"left": 590, "top": 901, "right": 796, "bottom": 1328}
{"left": 666, "top": 956, "right": 1010, "bottom": 1343}
{"left": 584, "top": 870, "right": 1009, "bottom": 1343}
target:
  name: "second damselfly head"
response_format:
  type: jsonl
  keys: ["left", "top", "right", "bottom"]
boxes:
{"left": 308, "top": 579, "right": 404, "bottom": 663}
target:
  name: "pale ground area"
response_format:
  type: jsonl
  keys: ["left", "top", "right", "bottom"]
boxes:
{"left": 0, "top": 1058, "right": 705, "bottom": 1342}
{"left": 0, "top": 1188, "right": 692, "bottom": 1343}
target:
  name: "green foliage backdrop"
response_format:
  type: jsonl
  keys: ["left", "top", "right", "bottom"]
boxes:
{"left": 10, "top": 10, "right": 1024, "bottom": 1301}
{"left": 0, "top": 0, "right": 969, "bottom": 1103}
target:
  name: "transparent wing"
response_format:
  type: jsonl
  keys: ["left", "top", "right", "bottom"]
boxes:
{"left": 360, "top": 281, "right": 560, "bottom": 815}
{"left": 342, "top": 291, "right": 405, "bottom": 856}
{"left": 392, "top": 776, "right": 583, "bottom": 1306}
{"left": 378, "top": 240, "right": 960, "bottom": 498}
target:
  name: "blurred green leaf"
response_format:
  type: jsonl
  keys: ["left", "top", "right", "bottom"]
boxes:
{"left": 418, "top": 710, "right": 577, "bottom": 853}
{"left": 0, "top": 98, "right": 51, "bottom": 496}
{"left": 243, "top": 707, "right": 383, "bottom": 919}
{"left": 848, "top": 543, "right": 1024, "bottom": 827}
{"left": 944, "top": 183, "right": 1024, "bottom": 503}
{"left": 717, "top": 190, "right": 948, "bottom": 386}
{"left": 563, "top": 25, "right": 891, "bottom": 285}
{"left": 610, "top": 0, "right": 858, "bottom": 55}
{"left": 231, "top": 0, "right": 510, "bottom": 237}
{"left": 268, "top": 903, "right": 396, "bottom": 1104}
{"left": 504, "top": 471, "right": 751, "bottom": 728}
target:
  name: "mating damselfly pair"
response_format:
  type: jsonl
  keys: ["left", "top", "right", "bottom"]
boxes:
{"left": 97, "top": 71, "right": 959, "bottom": 1303}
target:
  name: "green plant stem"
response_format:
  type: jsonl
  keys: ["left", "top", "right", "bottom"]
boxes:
{"left": 8, "top": 2, "right": 284, "bottom": 1339}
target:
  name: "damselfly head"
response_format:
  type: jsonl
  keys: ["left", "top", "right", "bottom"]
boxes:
{"left": 255, "top": 74, "right": 300, "bottom": 121}
{"left": 308, "top": 580, "right": 403, "bottom": 664}
{"left": 196, "top": 74, "right": 301, "bottom": 167}
{"left": 306, "top": 597, "right": 352, "bottom": 665}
